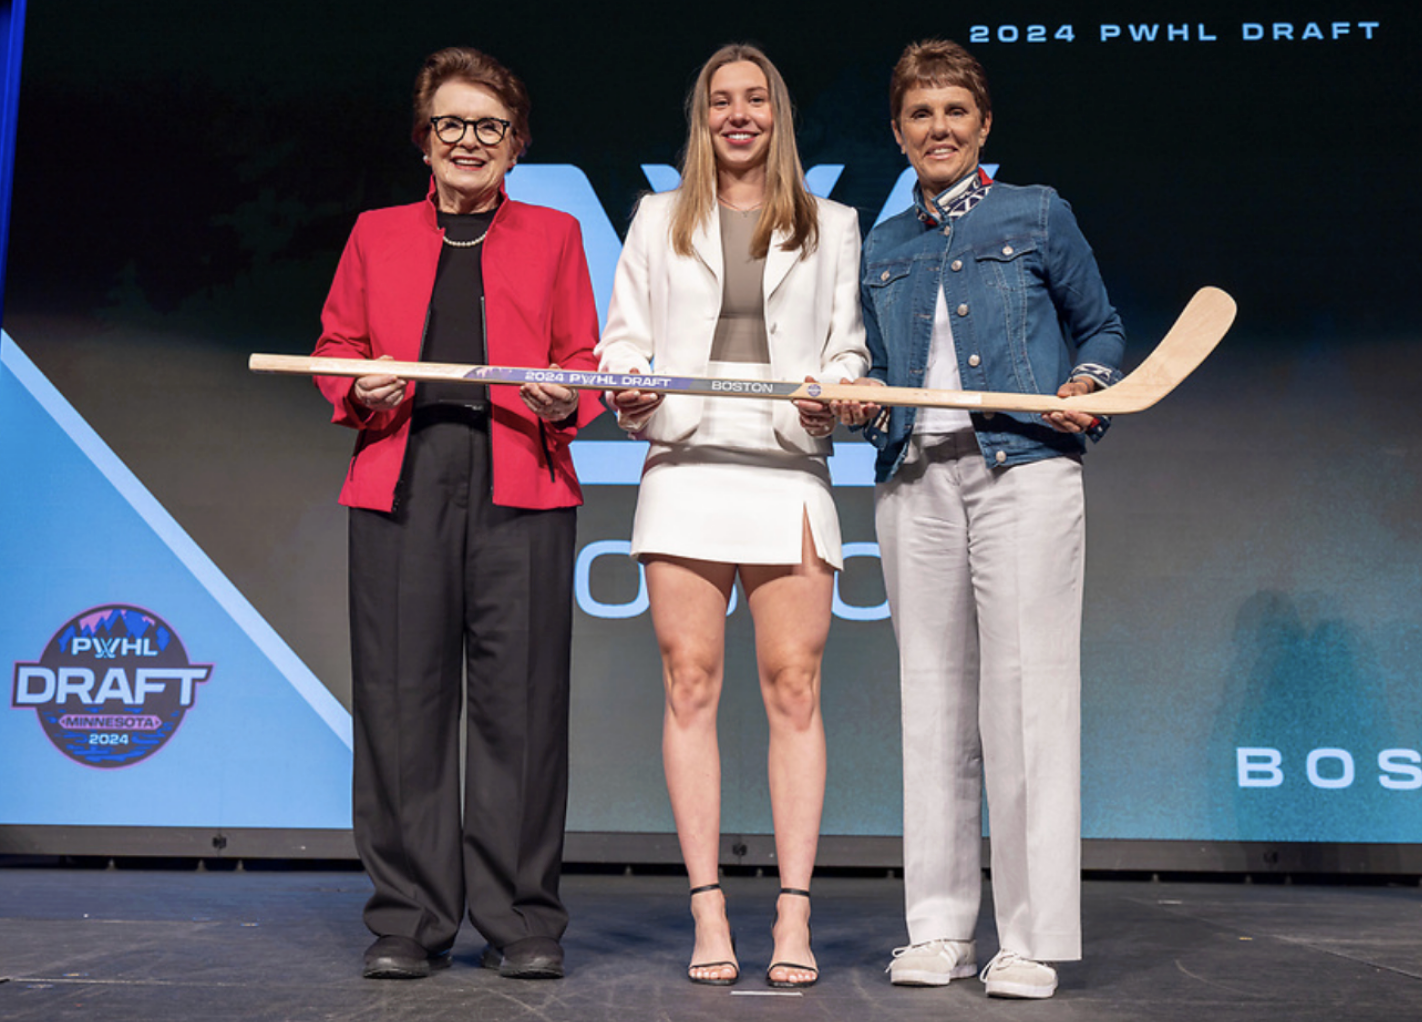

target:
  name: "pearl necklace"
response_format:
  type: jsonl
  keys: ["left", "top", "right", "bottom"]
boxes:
{"left": 442, "top": 228, "right": 490, "bottom": 248}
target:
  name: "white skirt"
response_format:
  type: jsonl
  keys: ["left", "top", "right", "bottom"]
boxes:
{"left": 630, "top": 363, "right": 843, "bottom": 569}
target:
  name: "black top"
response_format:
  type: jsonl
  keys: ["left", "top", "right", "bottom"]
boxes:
{"left": 414, "top": 205, "right": 499, "bottom": 413}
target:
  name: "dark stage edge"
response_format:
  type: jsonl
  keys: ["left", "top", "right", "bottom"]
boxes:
{"left": 2, "top": 869, "right": 1420, "bottom": 1021}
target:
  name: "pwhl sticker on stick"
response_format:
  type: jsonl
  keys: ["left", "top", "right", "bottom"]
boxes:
{"left": 11, "top": 605, "right": 212, "bottom": 768}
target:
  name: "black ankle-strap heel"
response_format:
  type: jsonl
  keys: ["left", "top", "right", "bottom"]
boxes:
{"left": 767, "top": 887, "right": 818, "bottom": 988}
{"left": 687, "top": 883, "right": 738, "bottom": 986}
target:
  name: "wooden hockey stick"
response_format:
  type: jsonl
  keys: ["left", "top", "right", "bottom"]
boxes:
{"left": 250, "top": 286, "right": 1234, "bottom": 416}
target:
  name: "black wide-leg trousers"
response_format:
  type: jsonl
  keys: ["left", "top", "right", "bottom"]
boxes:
{"left": 348, "top": 417, "right": 574, "bottom": 953}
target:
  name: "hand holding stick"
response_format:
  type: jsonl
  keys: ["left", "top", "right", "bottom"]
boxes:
{"left": 352, "top": 355, "right": 407, "bottom": 412}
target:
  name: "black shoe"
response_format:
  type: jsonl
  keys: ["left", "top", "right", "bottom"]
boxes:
{"left": 362, "top": 935, "right": 450, "bottom": 979}
{"left": 480, "top": 943, "right": 503, "bottom": 970}
{"left": 496, "top": 936, "right": 565, "bottom": 979}
{"left": 687, "top": 882, "right": 739, "bottom": 986}
{"left": 766, "top": 888, "right": 818, "bottom": 989}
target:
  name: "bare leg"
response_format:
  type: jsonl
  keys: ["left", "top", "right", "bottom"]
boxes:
{"left": 742, "top": 518, "right": 833, "bottom": 985}
{"left": 646, "top": 555, "right": 739, "bottom": 983}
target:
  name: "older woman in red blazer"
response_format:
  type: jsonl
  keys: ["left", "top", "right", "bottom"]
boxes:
{"left": 313, "top": 46, "right": 599, "bottom": 983}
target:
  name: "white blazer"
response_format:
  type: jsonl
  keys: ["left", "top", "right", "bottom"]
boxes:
{"left": 597, "top": 190, "right": 869, "bottom": 455}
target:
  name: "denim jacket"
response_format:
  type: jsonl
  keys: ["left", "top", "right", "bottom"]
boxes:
{"left": 860, "top": 180, "right": 1126, "bottom": 482}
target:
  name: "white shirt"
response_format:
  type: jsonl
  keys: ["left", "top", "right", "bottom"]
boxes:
{"left": 914, "top": 171, "right": 981, "bottom": 436}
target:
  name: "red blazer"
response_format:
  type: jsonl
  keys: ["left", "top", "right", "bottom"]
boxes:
{"left": 314, "top": 187, "right": 602, "bottom": 511}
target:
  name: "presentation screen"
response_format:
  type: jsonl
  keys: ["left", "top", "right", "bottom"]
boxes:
{"left": 2, "top": 0, "right": 1418, "bottom": 858}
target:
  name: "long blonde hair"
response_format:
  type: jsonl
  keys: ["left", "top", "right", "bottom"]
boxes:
{"left": 670, "top": 44, "right": 818, "bottom": 260}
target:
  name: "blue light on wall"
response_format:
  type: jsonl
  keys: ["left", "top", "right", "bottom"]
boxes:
{"left": 0, "top": 0, "right": 25, "bottom": 317}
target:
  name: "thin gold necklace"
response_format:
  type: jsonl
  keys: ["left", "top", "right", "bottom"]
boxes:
{"left": 718, "top": 196, "right": 762, "bottom": 213}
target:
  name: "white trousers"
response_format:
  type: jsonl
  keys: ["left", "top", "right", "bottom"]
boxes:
{"left": 876, "top": 433, "right": 1083, "bottom": 961}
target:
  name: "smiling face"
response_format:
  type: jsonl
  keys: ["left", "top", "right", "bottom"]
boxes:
{"left": 893, "top": 84, "right": 992, "bottom": 201}
{"left": 424, "top": 80, "right": 515, "bottom": 213}
{"left": 706, "top": 60, "right": 774, "bottom": 176}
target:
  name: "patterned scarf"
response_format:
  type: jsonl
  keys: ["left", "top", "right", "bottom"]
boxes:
{"left": 914, "top": 165, "right": 994, "bottom": 227}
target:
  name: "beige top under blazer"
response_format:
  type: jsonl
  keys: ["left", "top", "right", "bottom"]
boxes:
{"left": 596, "top": 191, "right": 869, "bottom": 454}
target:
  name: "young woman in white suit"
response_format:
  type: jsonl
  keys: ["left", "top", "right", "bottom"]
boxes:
{"left": 596, "top": 43, "right": 867, "bottom": 990}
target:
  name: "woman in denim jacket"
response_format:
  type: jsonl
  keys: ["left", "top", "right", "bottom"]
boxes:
{"left": 839, "top": 39, "right": 1125, "bottom": 1000}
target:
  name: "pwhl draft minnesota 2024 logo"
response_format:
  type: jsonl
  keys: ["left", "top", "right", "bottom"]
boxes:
{"left": 11, "top": 605, "right": 212, "bottom": 767}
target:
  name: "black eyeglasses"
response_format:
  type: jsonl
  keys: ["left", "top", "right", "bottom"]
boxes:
{"left": 429, "top": 115, "right": 512, "bottom": 146}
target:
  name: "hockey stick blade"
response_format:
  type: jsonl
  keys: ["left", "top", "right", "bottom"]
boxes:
{"left": 1058, "top": 285, "right": 1235, "bottom": 416}
{"left": 249, "top": 287, "right": 1233, "bottom": 416}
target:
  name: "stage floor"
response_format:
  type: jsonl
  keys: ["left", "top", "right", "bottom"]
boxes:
{"left": 1, "top": 866, "right": 1419, "bottom": 1021}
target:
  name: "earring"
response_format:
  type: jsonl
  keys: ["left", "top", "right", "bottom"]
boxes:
{"left": 423, "top": 154, "right": 431, "bottom": 165}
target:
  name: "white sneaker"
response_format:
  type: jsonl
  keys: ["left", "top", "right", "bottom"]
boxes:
{"left": 980, "top": 949, "right": 1058, "bottom": 999}
{"left": 887, "top": 938, "right": 977, "bottom": 986}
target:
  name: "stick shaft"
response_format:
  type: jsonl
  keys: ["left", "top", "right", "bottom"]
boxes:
{"left": 248, "top": 353, "right": 1049, "bottom": 411}
{"left": 250, "top": 287, "right": 1234, "bottom": 416}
